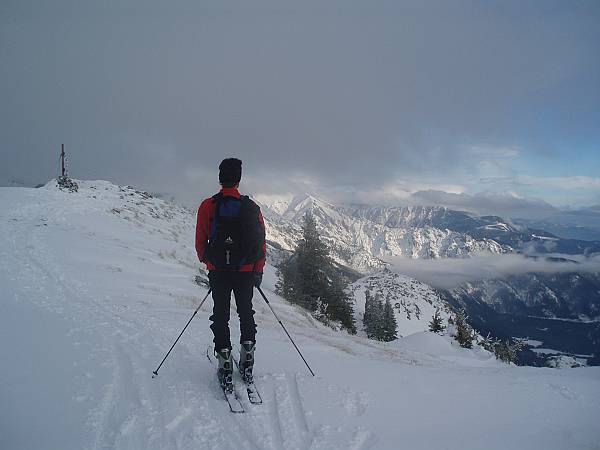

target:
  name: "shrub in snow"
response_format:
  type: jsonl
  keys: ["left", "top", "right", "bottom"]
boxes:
{"left": 492, "top": 338, "right": 525, "bottom": 364}
{"left": 477, "top": 333, "right": 495, "bottom": 352}
{"left": 57, "top": 176, "right": 79, "bottom": 192}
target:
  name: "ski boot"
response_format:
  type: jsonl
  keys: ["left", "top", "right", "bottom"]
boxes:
{"left": 239, "top": 340, "right": 255, "bottom": 384}
{"left": 216, "top": 348, "right": 234, "bottom": 394}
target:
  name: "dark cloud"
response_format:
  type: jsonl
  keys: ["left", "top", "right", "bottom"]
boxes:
{"left": 1, "top": 0, "right": 599, "bottom": 209}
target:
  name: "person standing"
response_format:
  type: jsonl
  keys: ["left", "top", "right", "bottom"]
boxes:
{"left": 195, "top": 158, "right": 266, "bottom": 393}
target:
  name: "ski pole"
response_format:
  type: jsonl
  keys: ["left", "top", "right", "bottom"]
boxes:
{"left": 152, "top": 289, "right": 212, "bottom": 378}
{"left": 256, "top": 286, "right": 315, "bottom": 377}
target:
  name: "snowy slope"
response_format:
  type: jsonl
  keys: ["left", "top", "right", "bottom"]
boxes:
{"left": 350, "top": 268, "right": 452, "bottom": 338}
{"left": 2, "top": 180, "right": 600, "bottom": 450}
{"left": 259, "top": 194, "right": 507, "bottom": 272}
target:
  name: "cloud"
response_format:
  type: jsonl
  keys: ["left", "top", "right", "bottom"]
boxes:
{"left": 306, "top": 185, "right": 556, "bottom": 221}
{"left": 1, "top": 0, "right": 599, "bottom": 210}
{"left": 517, "top": 176, "right": 600, "bottom": 191}
{"left": 408, "top": 190, "right": 557, "bottom": 219}
{"left": 387, "top": 253, "right": 600, "bottom": 290}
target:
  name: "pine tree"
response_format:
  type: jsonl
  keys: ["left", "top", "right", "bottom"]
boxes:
{"left": 364, "top": 291, "right": 397, "bottom": 342}
{"left": 363, "top": 290, "right": 374, "bottom": 337}
{"left": 325, "top": 274, "right": 356, "bottom": 334}
{"left": 428, "top": 308, "right": 445, "bottom": 333}
{"left": 454, "top": 308, "right": 473, "bottom": 348}
{"left": 372, "top": 293, "right": 385, "bottom": 340}
{"left": 276, "top": 212, "right": 356, "bottom": 333}
{"left": 382, "top": 298, "right": 398, "bottom": 342}
{"left": 275, "top": 258, "right": 292, "bottom": 300}
{"left": 294, "top": 212, "right": 329, "bottom": 311}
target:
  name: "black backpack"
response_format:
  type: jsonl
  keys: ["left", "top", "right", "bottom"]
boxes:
{"left": 205, "top": 193, "right": 265, "bottom": 270}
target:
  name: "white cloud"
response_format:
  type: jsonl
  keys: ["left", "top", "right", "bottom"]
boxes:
{"left": 465, "top": 144, "right": 521, "bottom": 159}
{"left": 387, "top": 253, "right": 600, "bottom": 290}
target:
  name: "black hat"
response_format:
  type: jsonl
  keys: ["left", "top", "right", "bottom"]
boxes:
{"left": 219, "top": 158, "right": 242, "bottom": 186}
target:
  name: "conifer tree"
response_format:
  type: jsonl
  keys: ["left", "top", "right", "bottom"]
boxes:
{"left": 371, "top": 293, "right": 386, "bottom": 340}
{"left": 363, "top": 290, "right": 373, "bottom": 336}
{"left": 429, "top": 308, "right": 445, "bottom": 333}
{"left": 364, "top": 290, "right": 378, "bottom": 338}
{"left": 275, "top": 258, "right": 295, "bottom": 301}
{"left": 325, "top": 275, "right": 357, "bottom": 334}
{"left": 382, "top": 298, "right": 398, "bottom": 342}
{"left": 294, "top": 212, "right": 329, "bottom": 311}
{"left": 363, "top": 291, "right": 397, "bottom": 342}
{"left": 276, "top": 212, "right": 356, "bottom": 333}
{"left": 454, "top": 308, "right": 473, "bottom": 348}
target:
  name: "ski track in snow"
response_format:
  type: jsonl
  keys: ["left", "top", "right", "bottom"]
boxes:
{"left": 2, "top": 192, "right": 373, "bottom": 450}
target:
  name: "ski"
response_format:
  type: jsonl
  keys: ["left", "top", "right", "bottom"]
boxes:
{"left": 233, "top": 345, "right": 263, "bottom": 405}
{"left": 206, "top": 348, "right": 245, "bottom": 413}
{"left": 242, "top": 380, "right": 263, "bottom": 405}
{"left": 222, "top": 382, "right": 245, "bottom": 413}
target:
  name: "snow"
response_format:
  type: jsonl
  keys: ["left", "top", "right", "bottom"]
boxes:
{"left": 546, "top": 355, "right": 588, "bottom": 369}
{"left": 523, "top": 339, "right": 544, "bottom": 347}
{"left": 2, "top": 180, "right": 600, "bottom": 450}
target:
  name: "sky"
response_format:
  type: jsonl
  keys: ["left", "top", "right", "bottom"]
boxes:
{"left": 1, "top": 0, "right": 599, "bottom": 218}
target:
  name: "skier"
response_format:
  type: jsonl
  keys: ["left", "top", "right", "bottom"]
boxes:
{"left": 195, "top": 158, "right": 266, "bottom": 394}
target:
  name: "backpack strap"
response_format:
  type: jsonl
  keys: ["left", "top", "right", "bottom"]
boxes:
{"left": 209, "top": 193, "right": 223, "bottom": 242}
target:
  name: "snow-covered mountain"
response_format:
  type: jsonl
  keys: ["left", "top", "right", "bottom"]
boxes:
{"left": 259, "top": 194, "right": 508, "bottom": 272}
{"left": 3, "top": 179, "right": 600, "bottom": 449}
{"left": 260, "top": 194, "right": 600, "bottom": 272}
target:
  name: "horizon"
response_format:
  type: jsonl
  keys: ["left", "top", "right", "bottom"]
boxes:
{"left": 4, "top": 175, "right": 600, "bottom": 214}
{"left": 5, "top": 176, "right": 600, "bottom": 243}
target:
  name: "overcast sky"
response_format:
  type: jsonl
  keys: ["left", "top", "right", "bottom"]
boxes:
{"left": 1, "top": 0, "right": 599, "bottom": 216}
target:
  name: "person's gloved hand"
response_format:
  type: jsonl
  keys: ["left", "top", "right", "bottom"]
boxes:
{"left": 253, "top": 272, "right": 263, "bottom": 288}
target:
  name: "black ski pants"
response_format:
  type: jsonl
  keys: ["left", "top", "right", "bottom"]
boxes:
{"left": 208, "top": 270, "right": 256, "bottom": 351}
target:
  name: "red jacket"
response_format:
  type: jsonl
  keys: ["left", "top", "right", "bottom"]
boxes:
{"left": 195, "top": 187, "right": 266, "bottom": 273}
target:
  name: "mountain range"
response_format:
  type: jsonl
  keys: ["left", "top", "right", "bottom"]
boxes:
{"left": 257, "top": 193, "right": 600, "bottom": 366}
